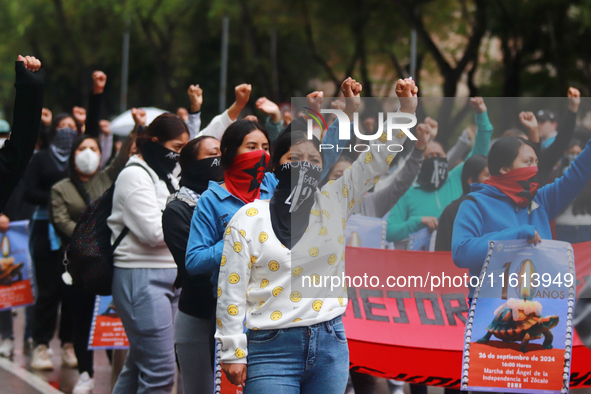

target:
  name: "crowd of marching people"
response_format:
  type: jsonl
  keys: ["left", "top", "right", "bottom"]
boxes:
{"left": 1, "top": 53, "right": 591, "bottom": 394}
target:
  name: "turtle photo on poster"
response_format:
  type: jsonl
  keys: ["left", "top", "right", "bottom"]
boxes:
{"left": 462, "top": 239, "right": 575, "bottom": 394}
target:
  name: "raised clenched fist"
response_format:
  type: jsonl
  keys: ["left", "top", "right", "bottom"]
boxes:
{"left": 72, "top": 106, "right": 87, "bottom": 126}
{"left": 341, "top": 77, "right": 362, "bottom": 117}
{"left": 306, "top": 91, "right": 324, "bottom": 114}
{"left": 235, "top": 84, "right": 252, "bottom": 108}
{"left": 17, "top": 55, "right": 41, "bottom": 72}
{"left": 519, "top": 111, "right": 538, "bottom": 131}
{"left": 187, "top": 84, "right": 203, "bottom": 113}
{"left": 99, "top": 119, "right": 111, "bottom": 135}
{"left": 255, "top": 97, "right": 281, "bottom": 122}
{"left": 131, "top": 108, "right": 147, "bottom": 127}
{"left": 93, "top": 71, "right": 107, "bottom": 95}
{"left": 177, "top": 107, "right": 189, "bottom": 122}
{"left": 395, "top": 78, "right": 418, "bottom": 114}
{"left": 41, "top": 108, "right": 52, "bottom": 127}
{"left": 568, "top": 87, "right": 581, "bottom": 113}
{"left": 469, "top": 97, "right": 487, "bottom": 114}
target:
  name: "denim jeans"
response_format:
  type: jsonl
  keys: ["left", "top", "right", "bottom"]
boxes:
{"left": 244, "top": 315, "right": 349, "bottom": 393}
{"left": 555, "top": 225, "right": 591, "bottom": 244}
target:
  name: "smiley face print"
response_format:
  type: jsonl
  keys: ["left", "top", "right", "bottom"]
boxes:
{"left": 364, "top": 152, "right": 373, "bottom": 164}
{"left": 268, "top": 260, "right": 279, "bottom": 271}
{"left": 235, "top": 348, "right": 246, "bottom": 359}
{"left": 328, "top": 254, "right": 337, "bottom": 265}
{"left": 233, "top": 242, "right": 242, "bottom": 253}
{"left": 228, "top": 273, "right": 240, "bottom": 284}
{"left": 270, "top": 311, "right": 282, "bottom": 321}
{"left": 216, "top": 318, "right": 223, "bottom": 328}
{"left": 309, "top": 247, "right": 319, "bottom": 257}
{"left": 221, "top": 255, "right": 227, "bottom": 266}
{"left": 292, "top": 267, "right": 303, "bottom": 277}
{"left": 312, "top": 300, "right": 323, "bottom": 312}
{"left": 246, "top": 208, "right": 258, "bottom": 217}
{"left": 272, "top": 286, "right": 283, "bottom": 297}
{"left": 290, "top": 291, "right": 302, "bottom": 302}
{"left": 385, "top": 155, "right": 394, "bottom": 165}
{"left": 227, "top": 304, "right": 239, "bottom": 316}
{"left": 260, "top": 279, "right": 270, "bottom": 288}
{"left": 259, "top": 232, "right": 268, "bottom": 243}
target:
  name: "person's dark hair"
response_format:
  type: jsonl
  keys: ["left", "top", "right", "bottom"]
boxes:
{"left": 551, "top": 138, "right": 591, "bottom": 215}
{"left": 220, "top": 120, "right": 269, "bottom": 168}
{"left": 487, "top": 136, "right": 536, "bottom": 176}
{"left": 270, "top": 129, "right": 322, "bottom": 171}
{"left": 461, "top": 155, "right": 487, "bottom": 195}
{"left": 135, "top": 113, "right": 189, "bottom": 149}
{"left": 501, "top": 128, "right": 528, "bottom": 139}
{"left": 179, "top": 135, "right": 218, "bottom": 171}
{"left": 68, "top": 135, "right": 102, "bottom": 205}
{"left": 48, "top": 113, "right": 76, "bottom": 143}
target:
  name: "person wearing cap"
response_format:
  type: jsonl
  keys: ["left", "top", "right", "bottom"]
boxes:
{"left": 536, "top": 109, "right": 559, "bottom": 150}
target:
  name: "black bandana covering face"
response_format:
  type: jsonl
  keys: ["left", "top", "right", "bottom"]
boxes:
{"left": 140, "top": 141, "right": 180, "bottom": 193}
{"left": 417, "top": 156, "right": 448, "bottom": 191}
{"left": 270, "top": 161, "right": 323, "bottom": 249}
{"left": 179, "top": 156, "right": 224, "bottom": 195}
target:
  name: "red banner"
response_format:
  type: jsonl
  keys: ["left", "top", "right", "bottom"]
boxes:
{"left": 343, "top": 243, "right": 591, "bottom": 389}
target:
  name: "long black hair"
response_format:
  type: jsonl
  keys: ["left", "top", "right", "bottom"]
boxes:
{"left": 220, "top": 120, "right": 269, "bottom": 169}
{"left": 135, "top": 113, "right": 189, "bottom": 149}
{"left": 68, "top": 135, "right": 102, "bottom": 205}
{"left": 487, "top": 136, "right": 536, "bottom": 176}
{"left": 461, "top": 155, "right": 487, "bottom": 195}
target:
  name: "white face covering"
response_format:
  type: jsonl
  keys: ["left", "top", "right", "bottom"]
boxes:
{"left": 0, "top": 138, "right": 6, "bottom": 148}
{"left": 75, "top": 148, "right": 100, "bottom": 175}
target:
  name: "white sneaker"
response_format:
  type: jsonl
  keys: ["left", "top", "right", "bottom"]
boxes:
{"left": 0, "top": 339, "right": 14, "bottom": 358}
{"left": 61, "top": 343, "right": 78, "bottom": 368}
{"left": 31, "top": 344, "right": 54, "bottom": 370}
{"left": 73, "top": 371, "right": 95, "bottom": 394}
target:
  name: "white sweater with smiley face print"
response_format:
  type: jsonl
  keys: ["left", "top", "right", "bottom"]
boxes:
{"left": 215, "top": 125, "right": 410, "bottom": 364}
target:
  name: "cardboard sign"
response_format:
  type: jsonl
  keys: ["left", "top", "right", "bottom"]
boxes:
{"left": 0, "top": 220, "right": 36, "bottom": 311}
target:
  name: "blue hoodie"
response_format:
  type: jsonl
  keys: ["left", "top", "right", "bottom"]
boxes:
{"left": 452, "top": 139, "right": 591, "bottom": 296}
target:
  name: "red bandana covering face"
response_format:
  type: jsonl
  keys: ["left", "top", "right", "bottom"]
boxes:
{"left": 484, "top": 166, "right": 539, "bottom": 208}
{"left": 224, "top": 150, "right": 270, "bottom": 203}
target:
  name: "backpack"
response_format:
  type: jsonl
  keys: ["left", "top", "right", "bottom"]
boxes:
{"left": 63, "top": 163, "right": 155, "bottom": 295}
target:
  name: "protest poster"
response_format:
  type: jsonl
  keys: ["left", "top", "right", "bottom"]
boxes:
{"left": 462, "top": 240, "right": 575, "bottom": 393}
{"left": 0, "top": 220, "right": 36, "bottom": 311}
{"left": 345, "top": 215, "right": 386, "bottom": 249}
{"left": 408, "top": 227, "right": 437, "bottom": 251}
{"left": 88, "top": 295, "right": 129, "bottom": 350}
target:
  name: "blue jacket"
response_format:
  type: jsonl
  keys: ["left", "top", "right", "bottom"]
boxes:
{"left": 452, "top": 139, "right": 591, "bottom": 296}
{"left": 185, "top": 119, "right": 346, "bottom": 281}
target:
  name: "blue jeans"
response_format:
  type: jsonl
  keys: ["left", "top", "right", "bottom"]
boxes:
{"left": 244, "top": 316, "right": 349, "bottom": 394}
{"left": 555, "top": 225, "right": 591, "bottom": 244}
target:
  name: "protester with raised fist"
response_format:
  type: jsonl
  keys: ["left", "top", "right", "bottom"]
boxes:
{"left": 215, "top": 78, "right": 417, "bottom": 392}
{"left": 386, "top": 97, "right": 494, "bottom": 248}
{"left": 452, "top": 134, "right": 591, "bottom": 298}
{"left": 0, "top": 55, "right": 44, "bottom": 212}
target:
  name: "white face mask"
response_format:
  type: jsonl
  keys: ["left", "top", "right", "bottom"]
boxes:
{"left": 75, "top": 148, "right": 100, "bottom": 175}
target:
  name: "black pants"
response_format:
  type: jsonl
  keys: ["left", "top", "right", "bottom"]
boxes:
{"left": 350, "top": 370, "right": 376, "bottom": 394}
{"left": 66, "top": 285, "right": 95, "bottom": 377}
{"left": 30, "top": 220, "right": 73, "bottom": 346}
